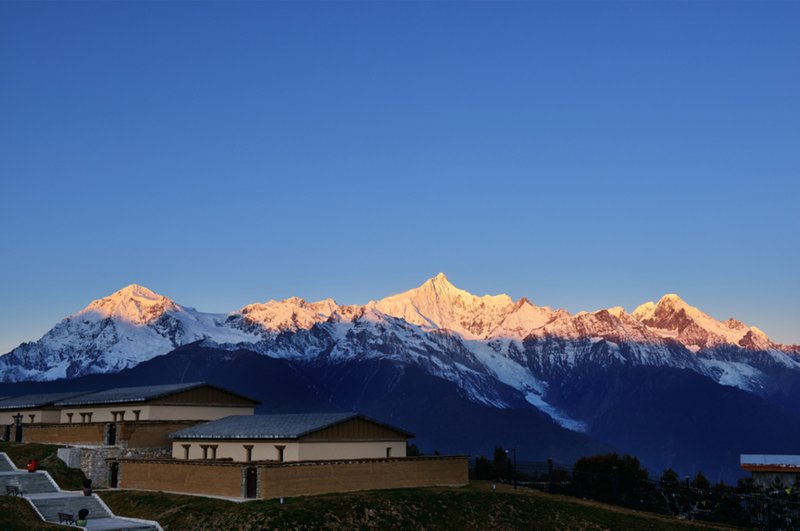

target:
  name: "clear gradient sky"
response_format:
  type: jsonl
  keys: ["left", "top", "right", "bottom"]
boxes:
{"left": 1, "top": 1, "right": 798, "bottom": 353}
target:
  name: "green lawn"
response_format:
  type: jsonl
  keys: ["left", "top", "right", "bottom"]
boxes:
{"left": 100, "top": 483, "right": 737, "bottom": 530}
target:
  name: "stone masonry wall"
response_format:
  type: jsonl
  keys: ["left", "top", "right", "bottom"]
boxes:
{"left": 58, "top": 446, "right": 171, "bottom": 488}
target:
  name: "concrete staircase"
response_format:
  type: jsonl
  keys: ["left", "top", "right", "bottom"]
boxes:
{"left": 0, "top": 468, "right": 58, "bottom": 493}
{"left": 29, "top": 492, "right": 113, "bottom": 521}
{"left": 0, "top": 452, "right": 160, "bottom": 530}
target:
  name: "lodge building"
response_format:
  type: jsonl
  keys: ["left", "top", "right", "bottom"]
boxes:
{"left": 168, "top": 412, "right": 413, "bottom": 462}
{"left": 0, "top": 392, "right": 90, "bottom": 426}
{"left": 740, "top": 454, "right": 800, "bottom": 487}
{"left": 53, "top": 382, "right": 258, "bottom": 424}
{"left": 0, "top": 381, "right": 469, "bottom": 498}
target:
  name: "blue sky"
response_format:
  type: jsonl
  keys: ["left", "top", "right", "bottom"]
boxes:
{"left": 1, "top": 1, "right": 798, "bottom": 353}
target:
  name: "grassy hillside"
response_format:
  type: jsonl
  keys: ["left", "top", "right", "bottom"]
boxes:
{"left": 0, "top": 497, "right": 64, "bottom": 531}
{"left": 0, "top": 442, "right": 86, "bottom": 490}
{"left": 100, "top": 483, "right": 735, "bottom": 530}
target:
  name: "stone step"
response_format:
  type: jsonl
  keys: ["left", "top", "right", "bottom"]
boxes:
{"left": 30, "top": 493, "right": 112, "bottom": 522}
{"left": 0, "top": 471, "right": 57, "bottom": 494}
{"left": 0, "top": 453, "right": 15, "bottom": 471}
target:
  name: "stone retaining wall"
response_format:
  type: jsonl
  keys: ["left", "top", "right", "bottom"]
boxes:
{"left": 58, "top": 446, "right": 171, "bottom": 488}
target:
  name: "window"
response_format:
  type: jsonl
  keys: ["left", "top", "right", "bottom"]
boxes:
{"left": 210, "top": 445, "right": 218, "bottom": 459}
{"left": 243, "top": 445, "right": 254, "bottom": 462}
{"left": 28, "top": 414, "right": 35, "bottom": 424}
{"left": 182, "top": 444, "right": 191, "bottom": 460}
{"left": 275, "top": 445, "right": 286, "bottom": 462}
{"left": 201, "top": 445, "right": 209, "bottom": 459}
{"left": 66, "top": 413, "right": 74, "bottom": 423}
{"left": 133, "top": 410, "right": 141, "bottom": 421}
{"left": 386, "top": 447, "right": 392, "bottom": 458}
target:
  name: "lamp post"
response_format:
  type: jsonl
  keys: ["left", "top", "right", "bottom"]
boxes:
{"left": 512, "top": 448, "right": 517, "bottom": 489}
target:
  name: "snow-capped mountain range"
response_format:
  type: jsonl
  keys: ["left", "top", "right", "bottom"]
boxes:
{"left": 1, "top": 274, "right": 797, "bottom": 432}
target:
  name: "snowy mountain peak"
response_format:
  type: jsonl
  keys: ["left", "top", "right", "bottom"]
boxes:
{"left": 232, "top": 296, "right": 339, "bottom": 334}
{"left": 632, "top": 301, "right": 656, "bottom": 320}
{"left": 432, "top": 271, "right": 449, "bottom": 283}
{"left": 418, "top": 272, "right": 473, "bottom": 298}
{"left": 632, "top": 294, "right": 690, "bottom": 320}
{"left": 371, "top": 273, "right": 515, "bottom": 338}
{"left": 605, "top": 306, "right": 627, "bottom": 318}
{"left": 77, "top": 284, "right": 180, "bottom": 325}
{"left": 632, "top": 293, "right": 775, "bottom": 351}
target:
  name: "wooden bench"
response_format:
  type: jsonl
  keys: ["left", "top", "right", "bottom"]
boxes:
{"left": 5, "top": 485, "right": 22, "bottom": 496}
{"left": 58, "top": 512, "right": 75, "bottom": 525}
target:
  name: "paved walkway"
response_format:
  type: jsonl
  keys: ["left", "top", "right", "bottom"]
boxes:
{"left": 0, "top": 452, "right": 160, "bottom": 530}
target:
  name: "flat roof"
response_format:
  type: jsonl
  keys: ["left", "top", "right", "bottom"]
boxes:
{"left": 169, "top": 412, "right": 414, "bottom": 440}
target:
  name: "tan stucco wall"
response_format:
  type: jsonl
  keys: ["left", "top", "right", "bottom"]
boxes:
{"left": 1, "top": 409, "right": 60, "bottom": 424}
{"left": 59, "top": 404, "right": 254, "bottom": 423}
{"left": 172, "top": 440, "right": 301, "bottom": 461}
{"left": 60, "top": 405, "right": 152, "bottom": 424}
{"left": 171, "top": 439, "right": 407, "bottom": 462}
{"left": 299, "top": 441, "right": 406, "bottom": 461}
{"left": 259, "top": 457, "right": 469, "bottom": 499}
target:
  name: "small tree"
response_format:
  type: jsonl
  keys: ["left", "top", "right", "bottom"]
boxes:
{"left": 472, "top": 455, "right": 492, "bottom": 480}
{"left": 660, "top": 468, "right": 680, "bottom": 488}
{"left": 736, "top": 476, "right": 757, "bottom": 494}
{"left": 406, "top": 443, "right": 422, "bottom": 456}
{"left": 691, "top": 471, "right": 711, "bottom": 492}
{"left": 572, "top": 453, "right": 651, "bottom": 508}
{"left": 493, "top": 446, "right": 509, "bottom": 480}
